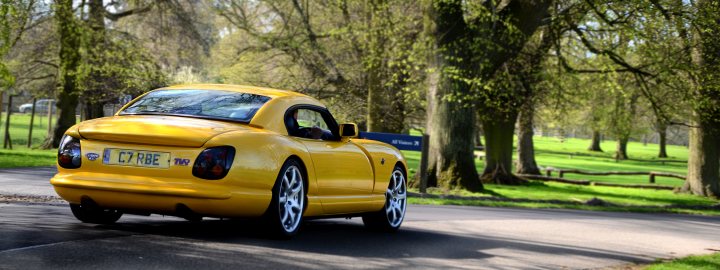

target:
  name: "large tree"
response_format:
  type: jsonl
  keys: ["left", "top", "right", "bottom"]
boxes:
{"left": 424, "top": 0, "right": 551, "bottom": 190}
{"left": 49, "top": 0, "right": 81, "bottom": 147}
{"left": 685, "top": 0, "right": 720, "bottom": 197}
{"left": 514, "top": 28, "right": 553, "bottom": 175}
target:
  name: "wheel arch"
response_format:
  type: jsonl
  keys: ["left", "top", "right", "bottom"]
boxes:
{"left": 394, "top": 161, "right": 408, "bottom": 177}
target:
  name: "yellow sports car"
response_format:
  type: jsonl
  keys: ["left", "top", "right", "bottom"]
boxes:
{"left": 50, "top": 84, "right": 408, "bottom": 237}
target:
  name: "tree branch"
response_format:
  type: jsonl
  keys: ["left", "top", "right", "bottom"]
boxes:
{"left": 569, "top": 22, "right": 655, "bottom": 77}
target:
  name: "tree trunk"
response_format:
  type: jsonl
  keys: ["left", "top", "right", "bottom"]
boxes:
{"left": 47, "top": 0, "right": 82, "bottom": 148}
{"left": 588, "top": 130, "right": 603, "bottom": 152}
{"left": 516, "top": 100, "right": 540, "bottom": 175}
{"left": 364, "top": 1, "right": 406, "bottom": 134}
{"left": 84, "top": 101, "right": 104, "bottom": 120}
{"left": 684, "top": 0, "right": 720, "bottom": 197}
{"left": 474, "top": 117, "right": 483, "bottom": 147}
{"left": 684, "top": 118, "right": 720, "bottom": 197}
{"left": 658, "top": 124, "right": 668, "bottom": 158}
{"left": 83, "top": 0, "right": 107, "bottom": 120}
{"left": 424, "top": 0, "right": 482, "bottom": 191}
{"left": 614, "top": 137, "right": 629, "bottom": 160}
{"left": 482, "top": 112, "right": 526, "bottom": 185}
{"left": 426, "top": 70, "right": 482, "bottom": 191}
{"left": 366, "top": 0, "right": 387, "bottom": 133}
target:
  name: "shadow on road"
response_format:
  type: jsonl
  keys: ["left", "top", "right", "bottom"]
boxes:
{"left": 95, "top": 217, "right": 654, "bottom": 265}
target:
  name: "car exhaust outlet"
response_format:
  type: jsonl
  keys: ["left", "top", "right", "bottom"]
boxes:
{"left": 176, "top": 204, "right": 202, "bottom": 222}
{"left": 80, "top": 196, "right": 99, "bottom": 209}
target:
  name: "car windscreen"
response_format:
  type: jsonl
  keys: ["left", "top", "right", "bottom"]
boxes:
{"left": 119, "top": 89, "right": 271, "bottom": 123}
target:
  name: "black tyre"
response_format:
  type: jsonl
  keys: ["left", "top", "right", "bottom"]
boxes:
{"left": 265, "top": 159, "right": 306, "bottom": 238}
{"left": 363, "top": 165, "right": 407, "bottom": 232}
{"left": 70, "top": 203, "right": 123, "bottom": 224}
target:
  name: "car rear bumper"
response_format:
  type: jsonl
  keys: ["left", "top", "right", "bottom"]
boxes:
{"left": 50, "top": 173, "right": 271, "bottom": 218}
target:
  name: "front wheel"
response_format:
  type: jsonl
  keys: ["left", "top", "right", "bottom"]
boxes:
{"left": 70, "top": 203, "right": 123, "bottom": 224}
{"left": 363, "top": 165, "right": 407, "bottom": 232}
{"left": 265, "top": 159, "right": 306, "bottom": 238}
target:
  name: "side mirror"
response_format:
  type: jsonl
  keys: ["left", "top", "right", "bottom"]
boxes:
{"left": 339, "top": 123, "right": 359, "bottom": 138}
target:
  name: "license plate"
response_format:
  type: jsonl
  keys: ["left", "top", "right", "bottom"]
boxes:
{"left": 103, "top": 148, "right": 171, "bottom": 168}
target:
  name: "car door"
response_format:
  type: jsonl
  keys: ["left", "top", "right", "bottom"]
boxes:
{"left": 287, "top": 107, "right": 376, "bottom": 213}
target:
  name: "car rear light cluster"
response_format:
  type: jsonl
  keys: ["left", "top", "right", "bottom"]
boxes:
{"left": 192, "top": 146, "right": 235, "bottom": 180}
{"left": 58, "top": 135, "right": 82, "bottom": 169}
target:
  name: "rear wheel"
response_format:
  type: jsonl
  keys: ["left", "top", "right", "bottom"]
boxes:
{"left": 363, "top": 165, "right": 407, "bottom": 232}
{"left": 265, "top": 159, "right": 305, "bottom": 238}
{"left": 70, "top": 203, "right": 123, "bottom": 224}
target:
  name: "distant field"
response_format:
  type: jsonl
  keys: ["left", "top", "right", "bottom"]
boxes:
{"left": 403, "top": 136, "right": 689, "bottom": 187}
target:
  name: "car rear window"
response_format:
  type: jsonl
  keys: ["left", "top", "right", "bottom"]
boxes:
{"left": 120, "top": 89, "right": 271, "bottom": 123}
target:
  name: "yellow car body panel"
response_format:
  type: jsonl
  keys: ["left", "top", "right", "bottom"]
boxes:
{"left": 50, "top": 84, "right": 407, "bottom": 220}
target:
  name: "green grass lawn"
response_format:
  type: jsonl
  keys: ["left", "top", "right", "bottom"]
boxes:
{"left": 1, "top": 113, "right": 55, "bottom": 148}
{"left": 646, "top": 252, "right": 720, "bottom": 270}
{"left": 402, "top": 135, "right": 720, "bottom": 215}
{"left": 0, "top": 113, "right": 58, "bottom": 168}
{"left": 0, "top": 147, "right": 56, "bottom": 168}
{"left": 403, "top": 136, "right": 689, "bottom": 187}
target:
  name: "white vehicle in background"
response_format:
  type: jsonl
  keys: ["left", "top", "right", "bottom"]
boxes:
{"left": 18, "top": 99, "right": 55, "bottom": 114}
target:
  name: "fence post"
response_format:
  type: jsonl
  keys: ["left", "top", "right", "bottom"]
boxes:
{"left": 47, "top": 100, "right": 54, "bottom": 137}
{"left": 27, "top": 98, "right": 37, "bottom": 148}
{"left": 419, "top": 133, "right": 430, "bottom": 193}
{"left": 559, "top": 170, "right": 564, "bottom": 178}
{"left": 0, "top": 91, "right": 3, "bottom": 132}
{"left": 546, "top": 168, "right": 552, "bottom": 177}
{"left": 3, "top": 95, "right": 12, "bottom": 149}
{"left": 649, "top": 173, "right": 655, "bottom": 184}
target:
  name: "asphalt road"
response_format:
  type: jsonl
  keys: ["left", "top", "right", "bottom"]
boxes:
{"left": 1, "top": 167, "right": 720, "bottom": 269}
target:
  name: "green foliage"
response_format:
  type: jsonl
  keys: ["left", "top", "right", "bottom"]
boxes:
{"left": 77, "top": 30, "right": 168, "bottom": 103}
{"left": 0, "top": 0, "right": 33, "bottom": 89}
{"left": 211, "top": 0, "right": 426, "bottom": 129}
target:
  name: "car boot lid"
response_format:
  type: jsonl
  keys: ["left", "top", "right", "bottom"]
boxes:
{"left": 77, "top": 115, "right": 251, "bottom": 147}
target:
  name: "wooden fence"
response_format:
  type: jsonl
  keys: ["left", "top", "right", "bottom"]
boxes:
{"left": 543, "top": 168, "right": 686, "bottom": 184}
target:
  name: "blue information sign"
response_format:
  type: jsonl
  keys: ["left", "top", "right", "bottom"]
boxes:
{"left": 359, "top": 132, "right": 423, "bottom": 151}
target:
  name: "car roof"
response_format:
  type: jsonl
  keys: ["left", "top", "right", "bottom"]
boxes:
{"left": 157, "top": 84, "right": 327, "bottom": 134}
{"left": 161, "top": 84, "right": 312, "bottom": 99}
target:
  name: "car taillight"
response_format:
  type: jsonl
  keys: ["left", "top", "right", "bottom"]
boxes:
{"left": 192, "top": 146, "right": 235, "bottom": 180}
{"left": 58, "top": 135, "right": 82, "bottom": 169}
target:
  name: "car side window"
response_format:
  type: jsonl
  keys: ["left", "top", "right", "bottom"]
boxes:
{"left": 285, "top": 108, "right": 338, "bottom": 141}
{"left": 296, "top": 109, "right": 329, "bottom": 130}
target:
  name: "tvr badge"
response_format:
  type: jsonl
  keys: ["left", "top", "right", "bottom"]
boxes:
{"left": 174, "top": 158, "right": 191, "bottom": 166}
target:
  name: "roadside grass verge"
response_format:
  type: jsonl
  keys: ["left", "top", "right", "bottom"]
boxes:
{"left": 0, "top": 147, "right": 56, "bottom": 168}
{"left": 646, "top": 252, "right": 720, "bottom": 270}
{"left": 408, "top": 180, "right": 720, "bottom": 216}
